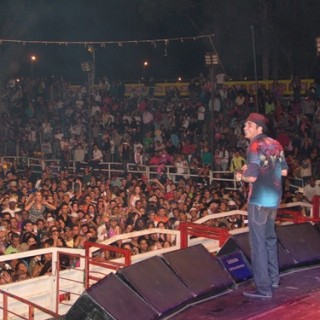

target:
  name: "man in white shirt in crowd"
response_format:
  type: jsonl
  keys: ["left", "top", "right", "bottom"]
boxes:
{"left": 303, "top": 177, "right": 320, "bottom": 204}
{"left": 90, "top": 144, "right": 103, "bottom": 168}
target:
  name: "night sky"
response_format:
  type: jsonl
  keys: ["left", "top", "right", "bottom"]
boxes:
{"left": 0, "top": 0, "right": 208, "bottom": 83}
{"left": 1, "top": 0, "right": 320, "bottom": 83}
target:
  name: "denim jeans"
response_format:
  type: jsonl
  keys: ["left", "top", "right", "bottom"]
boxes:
{"left": 247, "top": 203, "right": 279, "bottom": 295}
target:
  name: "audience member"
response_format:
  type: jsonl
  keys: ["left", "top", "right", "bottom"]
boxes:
{"left": 0, "top": 73, "right": 319, "bottom": 285}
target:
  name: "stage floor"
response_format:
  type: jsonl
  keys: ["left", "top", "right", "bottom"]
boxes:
{"left": 170, "top": 264, "right": 320, "bottom": 320}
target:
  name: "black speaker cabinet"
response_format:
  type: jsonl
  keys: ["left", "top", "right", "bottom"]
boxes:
{"left": 217, "top": 230, "right": 296, "bottom": 271}
{"left": 117, "top": 256, "right": 194, "bottom": 316}
{"left": 163, "top": 244, "right": 234, "bottom": 297}
{"left": 65, "top": 272, "right": 158, "bottom": 320}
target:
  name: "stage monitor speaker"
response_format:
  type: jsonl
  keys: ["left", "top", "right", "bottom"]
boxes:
{"left": 117, "top": 256, "right": 194, "bottom": 316}
{"left": 163, "top": 244, "right": 234, "bottom": 297}
{"left": 218, "top": 250, "right": 253, "bottom": 283}
{"left": 276, "top": 223, "right": 320, "bottom": 266}
{"left": 65, "top": 272, "right": 158, "bottom": 320}
{"left": 64, "top": 292, "right": 114, "bottom": 320}
{"left": 217, "top": 232, "right": 251, "bottom": 261}
{"left": 217, "top": 231, "right": 296, "bottom": 271}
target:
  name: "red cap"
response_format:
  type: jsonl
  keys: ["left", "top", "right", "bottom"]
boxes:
{"left": 246, "top": 113, "right": 268, "bottom": 131}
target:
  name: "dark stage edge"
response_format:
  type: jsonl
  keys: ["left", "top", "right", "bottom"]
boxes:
{"left": 167, "top": 264, "right": 320, "bottom": 320}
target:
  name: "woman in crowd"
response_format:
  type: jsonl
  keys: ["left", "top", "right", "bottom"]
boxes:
{"left": 24, "top": 191, "right": 57, "bottom": 223}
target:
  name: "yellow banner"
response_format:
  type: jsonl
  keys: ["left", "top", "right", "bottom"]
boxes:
{"left": 70, "top": 79, "right": 315, "bottom": 98}
{"left": 124, "top": 79, "right": 314, "bottom": 97}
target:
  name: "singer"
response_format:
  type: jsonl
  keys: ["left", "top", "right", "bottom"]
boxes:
{"left": 236, "top": 113, "right": 288, "bottom": 299}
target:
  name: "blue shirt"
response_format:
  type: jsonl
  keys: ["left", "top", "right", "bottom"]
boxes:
{"left": 244, "top": 134, "right": 288, "bottom": 208}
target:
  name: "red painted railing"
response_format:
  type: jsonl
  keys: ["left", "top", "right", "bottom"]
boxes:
{"left": 179, "top": 222, "right": 230, "bottom": 249}
{"left": 84, "top": 241, "right": 132, "bottom": 289}
{"left": 277, "top": 196, "right": 320, "bottom": 223}
{"left": 56, "top": 251, "right": 85, "bottom": 313}
{"left": 313, "top": 196, "right": 320, "bottom": 220}
{"left": 0, "top": 289, "right": 60, "bottom": 320}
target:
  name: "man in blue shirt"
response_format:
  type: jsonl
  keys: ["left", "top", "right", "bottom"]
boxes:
{"left": 236, "top": 113, "right": 288, "bottom": 299}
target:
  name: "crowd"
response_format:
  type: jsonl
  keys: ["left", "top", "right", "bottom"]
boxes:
{"left": 0, "top": 73, "right": 320, "bottom": 284}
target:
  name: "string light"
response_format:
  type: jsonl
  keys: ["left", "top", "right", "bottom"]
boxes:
{"left": 0, "top": 34, "right": 214, "bottom": 47}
